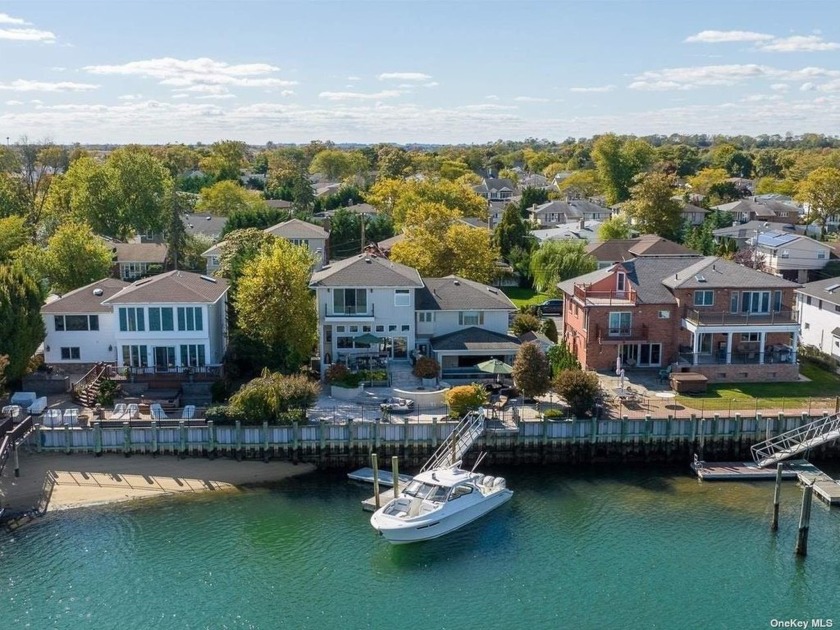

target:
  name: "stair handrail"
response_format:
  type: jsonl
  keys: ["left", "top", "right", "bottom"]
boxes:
{"left": 421, "top": 411, "right": 485, "bottom": 472}
{"left": 71, "top": 362, "right": 107, "bottom": 397}
{"left": 751, "top": 413, "right": 840, "bottom": 466}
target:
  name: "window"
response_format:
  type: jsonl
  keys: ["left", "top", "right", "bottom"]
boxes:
{"left": 119, "top": 307, "right": 145, "bottom": 332}
{"left": 741, "top": 333, "right": 760, "bottom": 342}
{"left": 349, "top": 325, "right": 359, "bottom": 333}
{"left": 658, "top": 310, "right": 670, "bottom": 319}
{"left": 694, "top": 290, "right": 714, "bottom": 306}
{"left": 149, "top": 307, "right": 174, "bottom": 331}
{"left": 60, "top": 347, "right": 80, "bottom": 360}
{"left": 333, "top": 289, "right": 367, "bottom": 315}
{"left": 806, "top": 296, "right": 812, "bottom": 306}
{"left": 394, "top": 289, "right": 410, "bottom": 307}
{"left": 818, "top": 250, "right": 827, "bottom": 259}
{"left": 616, "top": 272, "right": 626, "bottom": 292}
{"left": 122, "top": 262, "right": 149, "bottom": 281}
{"left": 418, "top": 312, "right": 433, "bottom": 323}
{"left": 730, "top": 292, "right": 739, "bottom": 313}
{"left": 458, "top": 311, "right": 484, "bottom": 326}
{"left": 773, "top": 291, "right": 782, "bottom": 313}
{"left": 401, "top": 324, "right": 410, "bottom": 331}
{"left": 336, "top": 326, "right": 345, "bottom": 333}
{"left": 389, "top": 325, "right": 397, "bottom": 332}
{"left": 179, "top": 344, "right": 206, "bottom": 367}
{"left": 289, "top": 238, "right": 309, "bottom": 247}
{"left": 608, "top": 312, "right": 632, "bottom": 336}
{"left": 362, "top": 325, "right": 371, "bottom": 332}
{"left": 54, "top": 315, "right": 99, "bottom": 331}
{"left": 740, "top": 291, "right": 770, "bottom": 314}
{"left": 89, "top": 315, "right": 99, "bottom": 331}
{"left": 375, "top": 325, "right": 384, "bottom": 332}
{"left": 337, "top": 337, "right": 354, "bottom": 349}
{"left": 177, "top": 307, "right": 203, "bottom": 331}
{"left": 122, "top": 345, "right": 148, "bottom": 367}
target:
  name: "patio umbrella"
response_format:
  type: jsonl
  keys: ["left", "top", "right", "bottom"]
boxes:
{"left": 354, "top": 333, "right": 382, "bottom": 345}
{"left": 476, "top": 358, "right": 513, "bottom": 375}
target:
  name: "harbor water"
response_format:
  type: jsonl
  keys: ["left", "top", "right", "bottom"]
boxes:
{"left": 2, "top": 464, "right": 839, "bottom": 629}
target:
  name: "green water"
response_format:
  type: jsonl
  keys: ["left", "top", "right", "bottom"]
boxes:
{"left": 2, "top": 465, "right": 840, "bottom": 630}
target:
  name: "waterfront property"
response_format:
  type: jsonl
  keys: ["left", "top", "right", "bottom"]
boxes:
{"left": 795, "top": 277, "right": 840, "bottom": 361}
{"left": 558, "top": 255, "right": 801, "bottom": 382}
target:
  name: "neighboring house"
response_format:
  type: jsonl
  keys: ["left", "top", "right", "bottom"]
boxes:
{"left": 102, "top": 271, "right": 229, "bottom": 372}
{"left": 795, "top": 278, "right": 840, "bottom": 361}
{"left": 519, "top": 330, "right": 555, "bottom": 353}
{"left": 530, "top": 219, "right": 602, "bottom": 246}
{"left": 41, "top": 278, "right": 129, "bottom": 366}
{"left": 310, "top": 256, "right": 518, "bottom": 379}
{"left": 751, "top": 231, "right": 831, "bottom": 283}
{"left": 183, "top": 213, "right": 228, "bottom": 241}
{"left": 314, "top": 202, "right": 377, "bottom": 220}
{"left": 203, "top": 218, "right": 329, "bottom": 274}
{"left": 315, "top": 182, "right": 343, "bottom": 197}
{"left": 712, "top": 220, "right": 820, "bottom": 247}
{"left": 266, "top": 199, "right": 293, "bottom": 210}
{"left": 713, "top": 198, "right": 801, "bottom": 225}
{"left": 474, "top": 178, "right": 516, "bottom": 202}
{"left": 111, "top": 242, "right": 168, "bottom": 281}
{"left": 679, "top": 201, "right": 709, "bottom": 227}
{"left": 586, "top": 235, "right": 697, "bottom": 269}
{"left": 558, "top": 256, "right": 800, "bottom": 383}
{"left": 521, "top": 173, "right": 550, "bottom": 189}
{"left": 488, "top": 201, "right": 507, "bottom": 228}
{"left": 529, "top": 199, "right": 611, "bottom": 228}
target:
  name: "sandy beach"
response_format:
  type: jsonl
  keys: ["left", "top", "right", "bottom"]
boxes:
{"left": 0, "top": 452, "right": 316, "bottom": 514}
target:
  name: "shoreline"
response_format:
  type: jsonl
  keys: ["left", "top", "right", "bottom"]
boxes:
{"left": 0, "top": 452, "right": 317, "bottom": 515}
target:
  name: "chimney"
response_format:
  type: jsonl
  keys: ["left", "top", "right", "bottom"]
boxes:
{"left": 579, "top": 218, "right": 585, "bottom": 230}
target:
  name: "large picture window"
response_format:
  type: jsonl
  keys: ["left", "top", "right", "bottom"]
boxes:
{"left": 333, "top": 289, "right": 367, "bottom": 315}
{"left": 119, "top": 308, "right": 145, "bottom": 332}
{"left": 177, "top": 307, "right": 203, "bottom": 331}
{"left": 608, "top": 312, "right": 632, "bottom": 336}
{"left": 149, "top": 307, "right": 175, "bottom": 331}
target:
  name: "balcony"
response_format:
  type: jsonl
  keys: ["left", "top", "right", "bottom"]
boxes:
{"left": 677, "top": 347, "right": 795, "bottom": 366}
{"left": 573, "top": 284, "right": 637, "bottom": 306}
{"left": 323, "top": 303, "right": 375, "bottom": 319}
{"left": 596, "top": 323, "right": 649, "bottom": 344}
{"left": 683, "top": 308, "right": 796, "bottom": 327}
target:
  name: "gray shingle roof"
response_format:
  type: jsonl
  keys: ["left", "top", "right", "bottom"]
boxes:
{"left": 112, "top": 242, "right": 168, "bottom": 264}
{"left": 103, "top": 271, "right": 229, "bottom": 305}
{"left": 660, "top": 256, "right": 798, "bottom": 290}
{"left": 309, "top": 254, "right": 423, "bottom": 288}
{"left": 42, "top": 278, "right": 130, "bottom": 314}
{"left": 183, "top": 214, "right": 228, "bottom": 240}
{"left": 430, "top": 327, "right": 521, "bottom": 353}
{"left": 416, "top": 276, "right": 516, "bottom": 311}
{"left": 795, "top": 277, "right": 840, "bottom": 308}
{"left": 266, "top": 218, "right": 328, "bottom": 240}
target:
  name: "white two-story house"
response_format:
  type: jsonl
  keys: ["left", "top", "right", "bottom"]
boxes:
{"left": 102, "top": 271, "right": 229, "bottom": 372}
{"left": 41, "top": 278, "right": 130, "bottom": 366}
{"left": 795, "top": 278, "right": 840, "bottom": 362}
{"left": 752, "top": 231, "right": 831, "bottom": 283}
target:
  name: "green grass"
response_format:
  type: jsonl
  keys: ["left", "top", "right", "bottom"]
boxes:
{"left": 676, "top": 363, "right": 840, "bottom": 411}
{"left": 501, "top": 287, "right": 552, "bottom": 309}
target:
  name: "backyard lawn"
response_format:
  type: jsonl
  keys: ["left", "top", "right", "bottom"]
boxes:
{"left": 502, "top": 287, "right": 552, "bottom": 309}
{"left": 676, "top": 363, "right": 840, "bottom": 412}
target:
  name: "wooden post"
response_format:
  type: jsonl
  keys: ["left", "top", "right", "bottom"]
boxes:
{"left": 371, "top": 452, "right": 381, "bottom": 510}
{"left": 392, "top": 455, "right": 400, "bottom": 497}
{"left": 771, "top": 463, "right": 783, "bottom": 532}
{"left": 235, "top": 420, "right": 242, "bottom": 458}
{"left": 431, "top": 417, "right": 438, "bottom": 449}
{"left": 179, "top": 420, "right": 187, "bottom": 457}
{"left": 795, "top": 483, "right": 814, "bottom": 556}
{"left": 65, "top": 423, "right": 72, "bottom": 454}
{"left": 262, "top": 421, "right": 270, "bottom": 459}
{"left": 94, "top": 421, "right": 102, "bottom": 455}
{"left": 151, "top": 420, "right": 159, "bottom": 455}
{"left": 13, "top": 444, "right": 20, "bottom": 477}
{"left": 122, "top": 421, "right": 131, "bottom": 456}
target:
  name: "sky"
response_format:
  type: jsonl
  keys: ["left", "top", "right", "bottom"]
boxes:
{"left": 1, "top": 0, "right": 839, "bottom": 145}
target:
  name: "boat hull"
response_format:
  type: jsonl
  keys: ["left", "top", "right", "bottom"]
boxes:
{"left": 371, "top": 489, "right": 513, "bottom": 544}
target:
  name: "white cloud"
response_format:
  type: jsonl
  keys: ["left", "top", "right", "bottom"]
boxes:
{"left": 171, "top": 93, "right": 189, "bottom": 99}
{"left": 485, "top": 95, "right": 499, "bottom": 100}
{"left": 424, "top": 81, "right": 439, "bottom": 88}
{"left": 742, "top": 94, "right": 783, "bottom": 102}
{"left": 5, "top": 100, "right": 23, "bottom": 105}
{"left": 458, "top": 104, "right": 518, "bottom": 111}
{"left": 117, "top": 94, "right": 143, "bottom": 101}
{"left": 0, "top": 13, "right": 27, "bottom": 25}
{"left": 758, "top": 35, "right": 840, "bottom": 53}
{"left": 514, "top": 96, "right": 550, "bottom": 103}
{"left": 377, "top": 72, "right": 432, "bottom": 81}
{"left": 569, "top": 85, "right": 615, "bottom": 93}
{"left": 319, "top": 90, "right": 403, "bottom": 101}
{"left": 630, "top": 64, "right": 770, "bottom": 90}
{"left": 685, "top": 30, "right": 773, "bottom": 44}
{"left": 800, "top": 82, "right": 817, "bottom": 91}
{"left": 346, "top": 75, "right": 361, "bottom": 81}
{"left": 0, "top": 27, "right": 56, "bottom": 42}
{"left": 280, "top": 89, "right": 295, "bottom": 96}
{"left": 197, "top": 93, "right": 237, "bottom": 100}
{"left": 0, "top": 79, "right": 99, "bottom": 92}
{"left": 770, "top": 83, "right": 790, "bottom": 92}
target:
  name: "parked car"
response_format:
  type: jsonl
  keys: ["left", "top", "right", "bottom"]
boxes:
{"left": 537, "top": 299, "right": 564, "bottom": 316}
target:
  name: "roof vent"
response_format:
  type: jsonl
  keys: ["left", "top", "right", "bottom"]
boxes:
{"left": 453, "top": 279, "right": 460, "bottom": 286}
{"left": 92, "top": 288, "right": 104, "bottom": 296}
{"left": 200, "top": 275, "right": 217, "bottom": 283}
{"left": 826, "top": 283, "right": 840, "bottom": 293}
{"left": 364, "top": 257, "right": 371, "bottom": 263}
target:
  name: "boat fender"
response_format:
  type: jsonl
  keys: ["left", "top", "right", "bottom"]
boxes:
{"left": 473, "top": 474, "right": 485, "bottom": 487}
{"left": 482, "top": 476, "right": 495, "bottom": 489}
{"left": 493, "top": 477, "right": 506, "bottom": 490}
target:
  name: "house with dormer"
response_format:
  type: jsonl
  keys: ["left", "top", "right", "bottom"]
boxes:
{"left": 558, "top": 256, "right": 800, "bottom": 383}
{"left": 529, "top": 199, "right": 611, "bottom": 228}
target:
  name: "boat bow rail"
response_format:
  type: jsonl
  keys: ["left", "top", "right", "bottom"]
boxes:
{"left": 421, "top": 411, "right": 485, "bottom": 472}
{"left": 751, "top": 412, "right": 840, "bottom": 467}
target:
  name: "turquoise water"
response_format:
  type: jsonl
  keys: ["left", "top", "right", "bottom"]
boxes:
{"left": 2, "top": 465, "right": 840, "bottom": 629}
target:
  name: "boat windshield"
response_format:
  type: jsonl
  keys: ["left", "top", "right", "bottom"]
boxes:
{"left": 404, "top": 481, "right": 449, "bottom": 502}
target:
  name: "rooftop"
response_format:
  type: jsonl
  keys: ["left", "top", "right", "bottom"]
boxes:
{"left": 103, "top": 271, "right": 229, "bottom": 305}
{"left": 42, "top": 278, "right": 130, "bottom": 314}
{"left": 310, "top": 253, "right": 423, "bottom": 288}
{"left": 416, "top": 276, "right": 516, "bottom": 311}
{"left": 795, "top": 277, "right": 840, "bottom": 308}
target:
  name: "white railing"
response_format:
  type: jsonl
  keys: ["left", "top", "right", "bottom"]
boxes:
{"left": 421, "top": 411, "right": 485, "bottom": 472}
{"left": 751, "top": 413, "right": 840, "bottom": 467}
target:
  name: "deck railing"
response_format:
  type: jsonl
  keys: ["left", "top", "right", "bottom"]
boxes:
{"left": 684, "top": 309, "right": 796, "bottom": 326}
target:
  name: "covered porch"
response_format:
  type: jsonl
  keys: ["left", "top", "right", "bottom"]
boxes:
{"left": 679, "top": 320, "right": 799, "bottom": 369}
{"left": 429, "top": 327, "right": 521, "bottom": 382}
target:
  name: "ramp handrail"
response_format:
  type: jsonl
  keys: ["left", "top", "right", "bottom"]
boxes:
{"left": 421, "top": 411, "right": 485, "bottom": 472}
{"left": 751, "top": 413, "right": 840, "bottom": 467}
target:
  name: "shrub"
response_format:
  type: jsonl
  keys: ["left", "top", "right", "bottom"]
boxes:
{"left": 326, "top": 363, "right": 350, "bottom": 384}
{"left": 96, "top": 379, "right": 120, "bottom": 407}
{"left": 543, "top": 408, "right": 567, "bottom": 420}
{"left": 798, "top": 344, "right": 837, "bottom": 371}
{"left": 445, "top": 383, "right": 488, "bottom": 417}
{"left": 228, "top": 369, "right": 320, "bottom": 425}
{"left": 554, "top": 369, "right": 600, "bottom": 418}
{"left": 412, "top": 356, "right": 440, "bottom": 379}
{"left": 546, "top": 340, "right": 581, "bottom": 375}
{"left": 540, "top": 318, "right": 558, "bottom": 343}
{"left": 210, "top": 379, "right": 229, "bottom": 403}
{"left": 511, "top": 313, "right": 541, "bottom": 336}
{"left": 205, "top": 404, "right": 246, "bottom": 425}
{"left": 512, "top": 342, "right": 551, "bottom": 399}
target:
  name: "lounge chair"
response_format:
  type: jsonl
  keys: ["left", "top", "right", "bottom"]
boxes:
{"left": 62, "top": 408, "right": 79, "bottom": 426}
{"left": 43, "top": 409, "right": 63, "bottom": 427}
{"left": 150, "top": 403, "right": 167, "bottom": 420}
{"left": 182, "top": 405, "right": 196, "bottom": 420}
{"left": 2, "top": 405, "right": 22, "bottom": 420}
{"left": 127, "top": 403, "right": 140, "bottom": 419}
{"left": 111, "top": 403, "right": 127, "bottom": 420}
{"left": 658, "top": 365, "right": 673, "bottom": 382}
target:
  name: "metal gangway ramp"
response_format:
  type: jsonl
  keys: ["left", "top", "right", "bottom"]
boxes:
{"left": 420, "top": 411, "right": 485, "bottom": 472}
{"left": 751, "top": 413, "right": 840, "bottom": 467}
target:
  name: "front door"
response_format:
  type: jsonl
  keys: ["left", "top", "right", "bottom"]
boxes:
{"left": 154, "top": 346, "right": 175, "bottom": 371}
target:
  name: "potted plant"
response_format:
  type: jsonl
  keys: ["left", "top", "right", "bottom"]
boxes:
{"left": 412, "top": 356, "right": 440, "bottom": 388}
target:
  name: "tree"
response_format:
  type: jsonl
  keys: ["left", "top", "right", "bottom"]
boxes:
{"left": 444, "top": 383, "right": 487, "bottom": 417}
{"left": 0, "top": 265, "right": 45, "bottom": 381}
{"left": 216, "top": 228, "right": 277, "bottom": 285}
{"left": 17, "top": 138, "right": 67, "bottom": 225}
{"left": 221, "top": 206, "right": 290, "bottom": 237}
{"left": 0, "top": 174, "right": 29, "bottom": 218}
{"left": 0, "top": 215, "right": 30, "bottom": 262}
{"left": 180, "top": 233, "right": 215, "bottom": 273}
{"left": 234, "top": 238, "right": 317, "bottom": 372}
{"left": 366, "top": 178, "right": 487, "bottom": 229}
{"left": 43, "top": 221, "right": 113, "bottom": 293}
{"left": 624, "top": 173, "right": 683, "bottom": 241}
{"left": 687, "top": 168, "right": 729, "bottom": 196}
{"left": 554, "top": 369, "right": 600, "bottom": 417}
{"left": 546, "top": 341, "right": 580, "bottom": 375}
{"left": 309, "top": 149, "right": 361, "bottom": 181}
{"left": 556, "top": 170, "right": 601, "bottom": 199}
{"left": 196, "top": 180, "right": 267, "bottom": 216}
{"left": 166, "top": 191, "right": 191, "bottom": 270}
{"left": 592, "top": 134, "right": 654, "bottom": 204}
{"left": 512, "top": 342, "right": 551, "bottom": 400}
{"left": 200, "top": 140, "right": 246, "bottom": 181}
{"left": 518, "top": 186, "right": 549, "bottom": 217}
{"left": 493, "top": 203, "right": 529, "bottom": 258}
{"left": 511, "top": 313, "right": 541, "bottom": 336}
{"left": 540, "top": 317, "right": 558, "bottom": 343}
{"left": 376, "top": 145, "right": 413, "bottom": 179}
{"left": 797, "top": 167, "right": 840, "bottom": 235}
{"left": 228, "top": 370, "right": 319, "bottom": 425}
{"left": 597, "top": 215, "right": 632, "bottom": 241}
{"left": 529, "top": 240, "right": 597, "bottom": 293}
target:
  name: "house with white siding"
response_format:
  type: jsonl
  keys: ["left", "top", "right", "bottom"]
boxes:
{"left": 795, "top": 278, "right": 840, "bottom": 362}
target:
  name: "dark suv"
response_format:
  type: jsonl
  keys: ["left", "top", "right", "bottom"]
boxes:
{"left": 537, "top": 299, "right": 564, "bottom": 316}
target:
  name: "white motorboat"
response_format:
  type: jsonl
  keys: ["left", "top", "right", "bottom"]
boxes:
{"left": 370, "top": 463, "right": 512, "bottom": 544}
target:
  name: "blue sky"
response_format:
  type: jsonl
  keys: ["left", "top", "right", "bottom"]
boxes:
{"left": 1, "top": 1, "right": 839, "bottom": 144}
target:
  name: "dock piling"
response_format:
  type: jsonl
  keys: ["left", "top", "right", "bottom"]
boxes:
{"left": 794, "top": 482, "right": 814, "bottom": 557}
{"left": 371, "top": 453, "right": 381, "bottom": 510}
{"left": 13, "top": 444, "right": 20, "bottom": 477}
{"left": 771, "top": 462, "right": 783, "bottom": 531}
{"left": 392, "top": 456, "right": 400, "bottom": 497}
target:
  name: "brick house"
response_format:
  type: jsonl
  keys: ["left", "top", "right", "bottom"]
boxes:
{"left": 558, "top": 256, "right": 801, "bottom": 383}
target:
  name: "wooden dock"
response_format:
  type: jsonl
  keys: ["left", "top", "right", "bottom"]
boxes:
{"left": 347, "top": 467, "right": 412, "bottom": 487}
{"left": 691, "top": 459, "right": 817, "bottom": 481}
{"left": 794, "top": 469, "right": 840, "bottom": 506}
{"left": 361, "top": 488, "right": 398, "bottom": 512}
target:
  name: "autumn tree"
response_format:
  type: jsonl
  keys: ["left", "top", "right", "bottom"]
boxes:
{"left": 512, "top": 342, "right": 551, "bottom": 400}
{"left": 546, "top": 340, "right": 580, "bottom": 375}
{"left": 309, "top": 149, "right": 368, "bottom": 181}
{"left": 554, "top": 369, "right": 600, "bottom": 417}
{"left": 597, "top": 215, "right": 632, "bottom": 241}
{"left": 366, "top": 178, "right": 487, "bottom": 229}
{"left": 0, "top": 264, "right": 45, "bottom": 381}
{"left": 200, "top": 140, "right": 247, "bottom": 181}
{"left": 687, "top": 168, "right": 729, "bottom": 196}
{"left": 529, "top": 240, "right": 597, "bottom": 293}
{"left": 196, "top": 180, "right": 268, "bottom": 216}
{"left": 624, "top": 173, "right": 683, "bottom": 241}
{"left": 43, "top": 221, "right": 113, "bottom": 293}
{"left": 592, "top": 134, "right": 655, "bottom": 204}
{"left": 234, "top": 239, "right": 317, "bottom": 372}
{"left": 216, "top": 228, "right": 277, "bottom": 285}
{"left": 511, "top": 313, "right": 541, "bottom": 336}
{"left": 493, "top": 203, "right": 529, "bottom": 258}
{"left": 0, "top": 216, "right": 30, "bottom": 262}
{"left": 556, "top": 170, "right": 601, "bottom": 200}
{"left": 797, "top": 167, "right": 840, "bottom": 235}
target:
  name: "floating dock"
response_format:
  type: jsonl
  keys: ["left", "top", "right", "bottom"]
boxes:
{"left": 347, "top": 467, "right": 413, "bottom": 488}
{"left": 361, "top": 488, "right": 398, "bottom": 512}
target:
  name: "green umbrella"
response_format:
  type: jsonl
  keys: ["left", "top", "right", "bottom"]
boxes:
{"left": 476, "top": 358, "right": 513, "bottom": 375}
{"left": 354, "top": 333, "right": 382, "bottom": 345}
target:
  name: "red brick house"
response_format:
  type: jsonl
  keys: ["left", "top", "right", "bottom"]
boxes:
{"left": 558, "top": 256, "right": 801, "bottom": 383}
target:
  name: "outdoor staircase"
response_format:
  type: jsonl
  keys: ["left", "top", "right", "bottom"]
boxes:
{"left": 72, "top": 363, "right": 109, "bottom": 407}
{"left": 421, "top": 411, "right": 485, "bottom": 472}
{"left": 751, "top": 412, "right": 840, "bottom": 467}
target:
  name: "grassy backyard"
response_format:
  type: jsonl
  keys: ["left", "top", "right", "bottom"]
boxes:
{"left": 501, "top": 287, "right": 552, "bottom": 309}
{"left": 675, "top": 363, "right": 840, "bottom": 412}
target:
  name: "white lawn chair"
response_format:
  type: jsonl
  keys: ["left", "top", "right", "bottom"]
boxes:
{"left": 127, "top": 403, "right": 140, "bottom": 419}
{"left": 111, "top": 403, "right": 127, "bottom": 420}
{"left": 43, "top": 409, "right": 63, "bottom": 427}
{"left": 150, "top": 403, "right": 167, "bottom": 420}
{"left": 2, "top": 405, "right": 22, "bottom": 420}
{"left": 63, "top": 408, "right": 79, "bottom": 426}
{"left": 28, "top": 396, "right": 48, "bottom": 415}
{"left": 182, "top": 405, "right": 196, "bottom": 420}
